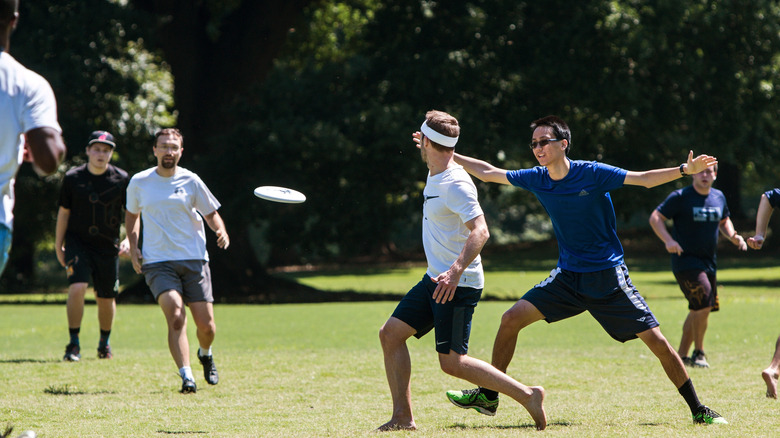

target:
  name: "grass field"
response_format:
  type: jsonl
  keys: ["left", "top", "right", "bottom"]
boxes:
{"left": 1, "top": 257, "right": 779, "bottom": 437}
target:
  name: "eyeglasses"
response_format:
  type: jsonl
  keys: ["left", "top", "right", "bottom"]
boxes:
{"left": 529, "top": 138, "right": 560, "bottom": 150}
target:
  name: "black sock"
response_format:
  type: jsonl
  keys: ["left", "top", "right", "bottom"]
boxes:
{"left": 99, "top": 329, "right": 111, "bottom": 348}
{"left": 677, "top": 378, "right": 703, "bottom": 414}
{"left": 69, "top": 328, "right": 80, "bottom": 346}
{"left": 480, "top": 388, "right": 499, "bottom": 400}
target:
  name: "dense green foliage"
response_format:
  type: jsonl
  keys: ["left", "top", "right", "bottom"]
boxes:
{"left": 224, "top": 0, "right": 780, "bottom": 266}
{"left": 5, "top": 1, "right": 780, "bottom": 289}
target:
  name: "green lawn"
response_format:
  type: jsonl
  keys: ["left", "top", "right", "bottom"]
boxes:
{"left": 1, "top": 259, "right": 779, "bottom": 437}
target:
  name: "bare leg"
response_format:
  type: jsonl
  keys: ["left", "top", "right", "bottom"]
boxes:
{"left": 66, "top": 282, "right": 89, "bottom": 330}
{"left": 158, "top": 290, "right": 190, "bottom": 369}
{"left": 188, "top": 301, "right": 216, "bottom": 351}
{"left": 762, "top": 335, "right": 780, "bottom": 399}
{"left": 96, "top": 297, "right": 115, "bottom": 333}
{"left": 440, "top": 351, "right": 546, "bottom": 430}
{"left": 377, "top": 317, "right": 417, "bottom": 431}
{"left": 690, "top": 307, "right": 710, "bottom": 352}
{"left": 638, "top": 327, "right": 689, "bottom": 387}
{"left": 678, "top": 312, "right": 694, "bottom": 358}
{"left": 491, "top": 300, "right": 545, "bottom": 372}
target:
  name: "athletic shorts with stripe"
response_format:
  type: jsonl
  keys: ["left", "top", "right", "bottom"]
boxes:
{"left": 522, "top": 263, "right": 659, "bottom": 342}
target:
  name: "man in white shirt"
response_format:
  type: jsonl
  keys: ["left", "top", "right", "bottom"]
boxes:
{"left": 376, "top": 110, "right": 546, "bottom": 431}
{"left": 0, "top": 0, "right": 66, "bottom": 276}
{"left": 125, "top": 128, "right": 229, "bottom": 394}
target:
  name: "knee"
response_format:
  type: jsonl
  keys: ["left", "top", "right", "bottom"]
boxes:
{"left": 438, "top": 353, "right": 463, "bottom": 377}
{"left": 169, "top": 310, "right": 187, "bottom": 331}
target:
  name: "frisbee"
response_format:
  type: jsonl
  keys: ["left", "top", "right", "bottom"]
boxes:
{"left": 253, "top": 186, "right": 306, "bottom": 204}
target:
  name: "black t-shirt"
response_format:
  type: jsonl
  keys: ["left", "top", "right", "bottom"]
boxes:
{"left": 58, "top": 163, "right": 129, "bottom": 254}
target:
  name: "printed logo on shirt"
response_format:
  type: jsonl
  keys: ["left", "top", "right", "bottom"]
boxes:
{"left": 692, "top": 206, "right": 722, "bottom": 222}
{"left": 424, "top": 195, "right": 440, "bottom": 204}
{"left": 174, "top": 187, "right": 186, "bottom": 196}
{"left": 578, "top": 190, "right": 589, "bottom": 197}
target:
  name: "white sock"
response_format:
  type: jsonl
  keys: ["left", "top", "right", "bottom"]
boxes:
{"left": 198, "top": 346, "right": 212, "bottom": 358}
{"left": 179, "top": 366, "right": 194, "bottom": 381}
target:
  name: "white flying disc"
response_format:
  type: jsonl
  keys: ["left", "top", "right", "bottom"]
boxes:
{"left": 253, "top": 186, "right": 306, "bottom": 204}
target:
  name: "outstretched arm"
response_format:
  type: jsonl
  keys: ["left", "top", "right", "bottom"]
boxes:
{"left": 748, "top": 194, "right": 774, "bottom": 250}
{"left": 452, "top": 153, "right": 511, "bottom": 185}
{"left": 412, "top": 131, "right": 511, "bottom": 184}
{"left": 624, "top": 150, "right": 717, "bottom": 188}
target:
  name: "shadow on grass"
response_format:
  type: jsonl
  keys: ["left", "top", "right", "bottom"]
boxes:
{"left": 44, "top": 384, "right": 116, "bottom": 396}
{"left": 450, "top": 420, "right": 575, "bottom": 430}
{"left": 0, "top": 358, "right": 58, "bottom": 364}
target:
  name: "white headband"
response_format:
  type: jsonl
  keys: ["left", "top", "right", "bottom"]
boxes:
{"left": 420, "top": 121, "right": 458, "bottom": 147}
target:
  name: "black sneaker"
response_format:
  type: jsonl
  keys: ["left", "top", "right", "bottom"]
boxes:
{"left": 198, "top": 354, "right": 219, "bottom": 385}
{"left": 63, "top": 344, "right": 81, "bottom": 362}
{"left": 180, "top": 379, "right": 197, "bottom": 394}
{"left": 681, "top": 356, "right": 692, "bottom": 366}
{"left": 97, "top": 345, "right": 112, "bottom": 359}
{"left": 691, "top": 349, "right": 710, "bottom": 368}
{"left": 693, "top": 405, "right": 727, "bottom": 424}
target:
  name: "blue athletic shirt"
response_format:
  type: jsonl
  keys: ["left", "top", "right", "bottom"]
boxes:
{"left": 506, "top": 160, "right": 627, "bottom": 272}
{"left": 766, "top": 188, "right": 780, "bottom": 209}
{"left": 656, "top": 186, "right": 729, "bottom": 273}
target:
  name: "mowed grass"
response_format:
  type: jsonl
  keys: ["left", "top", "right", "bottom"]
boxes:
{"left": 1, "top": 259, "right": 780, "bottom": 437}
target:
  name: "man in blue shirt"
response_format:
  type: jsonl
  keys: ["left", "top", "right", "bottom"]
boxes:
{"left": 444, "top": 115, "right": 726, "bottom": 425}
{"left": 747, "top": 188, "right": 780, "bottom": 399}
{"left": 649, "top": 166, "right": 746, "bottom": 369}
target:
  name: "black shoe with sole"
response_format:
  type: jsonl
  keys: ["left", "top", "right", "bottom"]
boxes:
{"left": 180, "top": 379, "right": 197, "bottom": 394}
{"left": 199, "top": 354, "right": 219, "bottom": 385}
{"left": 63, "top": 344, "right": 81, "bottom": 362}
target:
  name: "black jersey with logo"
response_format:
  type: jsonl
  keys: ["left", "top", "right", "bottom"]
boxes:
{"left": 58, "top": 163, "right": 129, "bottom": 254}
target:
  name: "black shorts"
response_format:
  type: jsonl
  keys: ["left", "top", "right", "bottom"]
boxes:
{"left": 391, "top": 274, "right": 482, "bottom": 354}
{"left": 673, "top": 270, "right": 719, "bottom": 312}
{"left": 522, "top": 264, "right": 659, "bottom": 343}
{"left": 64, "top": 240, "right": 119, "bottom": 298}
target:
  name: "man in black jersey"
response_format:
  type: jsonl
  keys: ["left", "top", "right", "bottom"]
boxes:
{"left": 55, "top": 131, "right": 129, "bottom": 362}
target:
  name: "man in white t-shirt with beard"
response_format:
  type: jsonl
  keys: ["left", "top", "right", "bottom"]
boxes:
{"left": 0, "top": 0, "right": 66, "bottom": 277}
{"left": 125, "top": 128, "right": 229, "bottom": 394}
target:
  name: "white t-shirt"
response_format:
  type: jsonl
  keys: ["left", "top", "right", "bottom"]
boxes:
{"left": 126, "top": 167, "right": 221, "bottom": 264}
{"left": 422, "top": 165, "right": 485, "bottom": 289}
{"left": 0, "top": 52, "right": 62, "bottom": 229}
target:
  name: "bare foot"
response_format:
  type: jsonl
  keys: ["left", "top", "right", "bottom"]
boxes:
{"left": 375, "top": 420, "right": 417, "bottom": 432}
{"left": 762, "top": 368, "right": 778, "bottom": 399}
{"left": 523, "top": 386, "right": 547, "bottom": 431}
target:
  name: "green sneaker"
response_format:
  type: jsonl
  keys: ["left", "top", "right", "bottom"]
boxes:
{"left": 693, "top": 406, "right": 727, "bottom": 425}
{"left": 446, "top": 388, "right": 498, "bottom": 416}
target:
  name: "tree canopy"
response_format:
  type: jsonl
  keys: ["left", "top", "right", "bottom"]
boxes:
{"left": 5, "top": 0, "right": 780, "bottom": 294}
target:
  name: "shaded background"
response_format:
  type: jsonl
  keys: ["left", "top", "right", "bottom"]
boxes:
{"left": 5, "top": 0, "right": 780, "bottom": 297}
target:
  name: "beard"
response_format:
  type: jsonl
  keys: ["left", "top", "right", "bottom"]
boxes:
{"left": 162, "top": 158, "right": 176, "bottom": 169}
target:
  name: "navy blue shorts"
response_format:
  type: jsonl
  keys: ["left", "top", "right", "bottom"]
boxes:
{"left": 391, "top": 274, "right": 482, "bottom": 354}
{"left": 674, "top": 270, "right": 719, "bottom": 312}
{"left": 64, "top": 239, "right": 119, "bottom": 298}
{"left": 522, "top": 264, "right": 659, "bottom": 342}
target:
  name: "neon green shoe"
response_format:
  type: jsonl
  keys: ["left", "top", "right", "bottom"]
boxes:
{"left": 446, "top": 388, "right": 498, "bottom": 416}
{"left": 693, "top": 406, "right": 727, "bottom": 424}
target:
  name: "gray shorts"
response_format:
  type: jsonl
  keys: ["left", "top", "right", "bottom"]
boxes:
{"left": 142, "top": 260, "right": 213, "bottom": 303}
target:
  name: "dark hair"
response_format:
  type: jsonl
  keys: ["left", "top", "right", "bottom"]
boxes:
{"left": 424, "top": 110, "right": 459, "bottom": 152}
{"left": 0, "top": 0, "right": 18, "bottom": 25}
{"left": 531, "top": 115, "right": 571, "bottom": 154}
{"left": 154, "top": 128, "right": 183, "bottom": 146}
